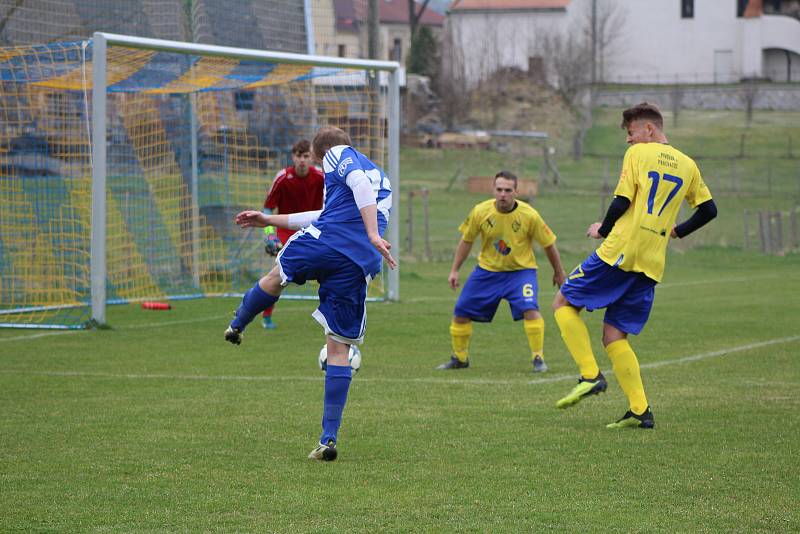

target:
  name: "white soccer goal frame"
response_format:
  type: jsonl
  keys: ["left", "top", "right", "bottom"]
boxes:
{"left": 90, "top": 32, "right": 402, "bottom": 325}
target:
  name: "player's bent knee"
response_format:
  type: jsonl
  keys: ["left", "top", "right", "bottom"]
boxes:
{"left": 259, "top": 269, "right": 284, "bottom": 296}
{"left": 552, "top": 290, "right": 568, "bottom": 311}
{"left": 602, "top": 324, "right": 627, "bottom": 346}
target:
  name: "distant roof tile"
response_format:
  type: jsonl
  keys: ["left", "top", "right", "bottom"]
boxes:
{"left": 450, "top": 0, "right": 569, "bottom": 11}
{"left": 345, "top": 0, "right": 444, "bottom": 26}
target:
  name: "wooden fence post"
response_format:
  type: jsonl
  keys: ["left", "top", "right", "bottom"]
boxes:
{"left": 766, "top": 211, "right": 774, "bottom": 254}
{"left": 758, "top": 211, "right": 767, "bottom": 254}
{"left": 774, "top": 211, "right": 783, "bottom": 254}
{"left": 767, "top": 162, "right": 772, "bottom": 195}
{"left": 743, "top": 209, "right": 750, "bottom": 249}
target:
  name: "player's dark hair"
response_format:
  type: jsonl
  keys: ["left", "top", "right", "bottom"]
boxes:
{"left": 621, "top": 102, "right": 664, "bottom": 130}
{"left": 312, "top": 126, "right": 352, "bottom": 158}
{"left": 495, "top": 170, "right": 518, "bottom": 188}
{"left": 292, "top": 139, "right": 311, "bottom": 155}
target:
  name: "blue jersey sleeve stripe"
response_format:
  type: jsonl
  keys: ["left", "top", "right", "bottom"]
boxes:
{"left": 324, "top": 152, "right": 337, "bottom": 171}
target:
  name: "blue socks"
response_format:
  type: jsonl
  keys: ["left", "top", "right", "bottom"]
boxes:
{"left": 320, "top": 364, "right": 352, "bottom": 445}
{"left": 230, "top": 282, "right": 279, "bottom": 331}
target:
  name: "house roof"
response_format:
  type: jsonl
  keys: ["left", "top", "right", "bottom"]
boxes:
{"left": 335, "top": 0, "right": 445, "bottom": 31}
{"left": 449, "top": 0, "right": 569, "bottom": 11}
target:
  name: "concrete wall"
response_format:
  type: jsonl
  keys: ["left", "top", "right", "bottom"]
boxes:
{"left": 595, "top": 85, "right": 800, "bottom": 111}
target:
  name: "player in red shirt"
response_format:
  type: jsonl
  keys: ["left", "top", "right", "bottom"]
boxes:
{"left": 260, "top": 138, "right": 325, "bottom": 329}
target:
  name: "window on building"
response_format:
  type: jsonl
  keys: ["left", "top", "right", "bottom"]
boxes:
{"left": 681, "top": 0, "right": 694, "bottom": 18}
{"left": 234, "top": 91, "right": 254, "bottom": 111}
{"left": 390, "top": 38, "right": 402, "bottom": 62}
{"left": 764, "top": 0, "right": 782, "bottom": 14}
{"left": 338, "top": 44, "right": 346, "bottom": 57}
{"left": 737, "top": 0, "right": 749, "bottom": 17}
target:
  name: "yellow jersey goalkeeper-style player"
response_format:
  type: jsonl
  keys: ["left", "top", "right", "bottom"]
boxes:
{"left": 553, "top": 102, "right": 717, "bottom": 429}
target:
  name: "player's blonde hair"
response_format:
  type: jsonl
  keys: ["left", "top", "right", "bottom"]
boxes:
{"left": 312, "top": 126, "right": 352, "bottom": 158}
{"left": 621, "top": 102, "right": 664, "bottom": 130}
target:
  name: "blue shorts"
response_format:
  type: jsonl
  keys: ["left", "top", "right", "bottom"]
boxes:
{"left": 560, "top": 253, "right": 656, "bottom": 335}
{"left": 454, "top": 266, "right": 539, "bottom": 322}
{"left": 277, "top": 231, "right": 368, "bottom": 343}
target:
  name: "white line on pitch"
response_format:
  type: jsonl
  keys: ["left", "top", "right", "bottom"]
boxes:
{"left": 0, "top": 330, "right": 84, "bottom": 343}
{"left": 0, "top": 313, "right": 232, "bottom": 343}
{"left": 528, "top": 334, "right": 800, "bottom": 385}
{"left": 116, "top": 313, "right": 232, "bottom": 330}
{"left": 0, "top": 335, "right": 798, "bottom": 386}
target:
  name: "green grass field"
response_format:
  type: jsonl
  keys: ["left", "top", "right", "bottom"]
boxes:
{"left": 2, "top": 109, "right": 800, "bottom": 531}
{"left": 2, "top": 250, "right": 798, "bottom": 531}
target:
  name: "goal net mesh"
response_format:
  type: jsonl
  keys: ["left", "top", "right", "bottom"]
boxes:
{"left": 0, "top": 39, "right": 389, "bottom": 328}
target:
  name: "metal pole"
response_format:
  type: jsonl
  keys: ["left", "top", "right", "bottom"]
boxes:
{"left": 591, "top": 0, "right": 597, "bottom": 85}
{"left": 190, "top": 93, "right": 200, "bottom": 288}
{"left": 303, "top": 0, "right": 315, "bottom": 55}
{"left": 406, "top": 190, "right": 414, "bottom": 255}
{"left": 91, "top": 33, "right": 108, "bottom": 326}
{"left": 758, "top": 211, "right": 767, "bottom": 254}
{"left": 423, "top": 188, "right": 431, "bottom": 260}
{"left": 387, "top": 68, "right": 401, "bottom": 301}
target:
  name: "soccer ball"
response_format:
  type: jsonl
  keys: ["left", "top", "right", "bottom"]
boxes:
{"left": 318, "top": 344, "right": 362, "bottom": 372}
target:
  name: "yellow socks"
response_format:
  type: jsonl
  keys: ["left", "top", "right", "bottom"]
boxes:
{"left": 523, "top": 318, "right": 545, "bottom": 361}
{"left": 554, "top": 306, "right": 600, "bottom": 379}
{"left": 449, "top": 320, "right": 472, "bottom": 363}
{"left": 606, "top": 339, "right": 648, "bottom": 415}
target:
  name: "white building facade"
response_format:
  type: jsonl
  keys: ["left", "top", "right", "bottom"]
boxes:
{"left": 445, "top": 0, "right": 800, "bottom": 86}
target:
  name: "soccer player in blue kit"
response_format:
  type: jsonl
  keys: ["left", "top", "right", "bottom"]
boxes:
{"left": 224, "top": 126, "right": 395, "bottom": 461}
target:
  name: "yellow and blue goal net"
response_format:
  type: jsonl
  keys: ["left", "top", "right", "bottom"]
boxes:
{"left": 0, "top": 36, "right": 399, "bottom": 329}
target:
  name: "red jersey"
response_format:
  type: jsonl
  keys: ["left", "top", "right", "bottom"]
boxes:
{"left": 264, "top": 165, "right": 325, "bottom": 243}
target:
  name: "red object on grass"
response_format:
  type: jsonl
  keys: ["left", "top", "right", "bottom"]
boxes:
{"left": 141, "top": 301, "right": 171, "bottom": 310}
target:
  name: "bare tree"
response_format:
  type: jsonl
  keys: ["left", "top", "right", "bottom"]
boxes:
{"left": 438, "top": 19, "right": 469, "bottom": 129}
{"left": 741, "top": 81, "right": 759, "bottom": 127}
{"left": 538, "top": 30, "right": 592, "bottom": 159}
{"left": 538, "top": 1, "right": 626, "bottom": 159}
{"left": 671, "top": 84, "right": 684, "bottom": 127}
{"left": 407, "top": 0, "right": 432, "bottom": 40}
{"left": 591, "top": 1, "right": 626, "bottom": 84}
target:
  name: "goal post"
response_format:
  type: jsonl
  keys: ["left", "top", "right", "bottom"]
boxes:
{"left": 0, "top": 33, "right": 401, "bottom": 329}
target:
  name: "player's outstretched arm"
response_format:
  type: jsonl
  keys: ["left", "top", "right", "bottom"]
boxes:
{"left": 448, "top": 239, "right": 473, "bottom": 290}
{"left": 359, "top": 203, "right": 397, "bottom": 269}
{"left": 544, "top": 243, "right": 567, "bottom": 287}
{"left": 236, "top": 210, "right": 311, "bottom": 230}
{"left": 235, "top": 210, "right": 270, "bottom": 228}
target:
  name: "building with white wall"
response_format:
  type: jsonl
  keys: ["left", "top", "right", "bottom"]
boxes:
{"left": 445, "top": 0, "right": 800, "bottom": 86}
{"left": 313, "top": 0, "right": 444, "bottom": 61}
